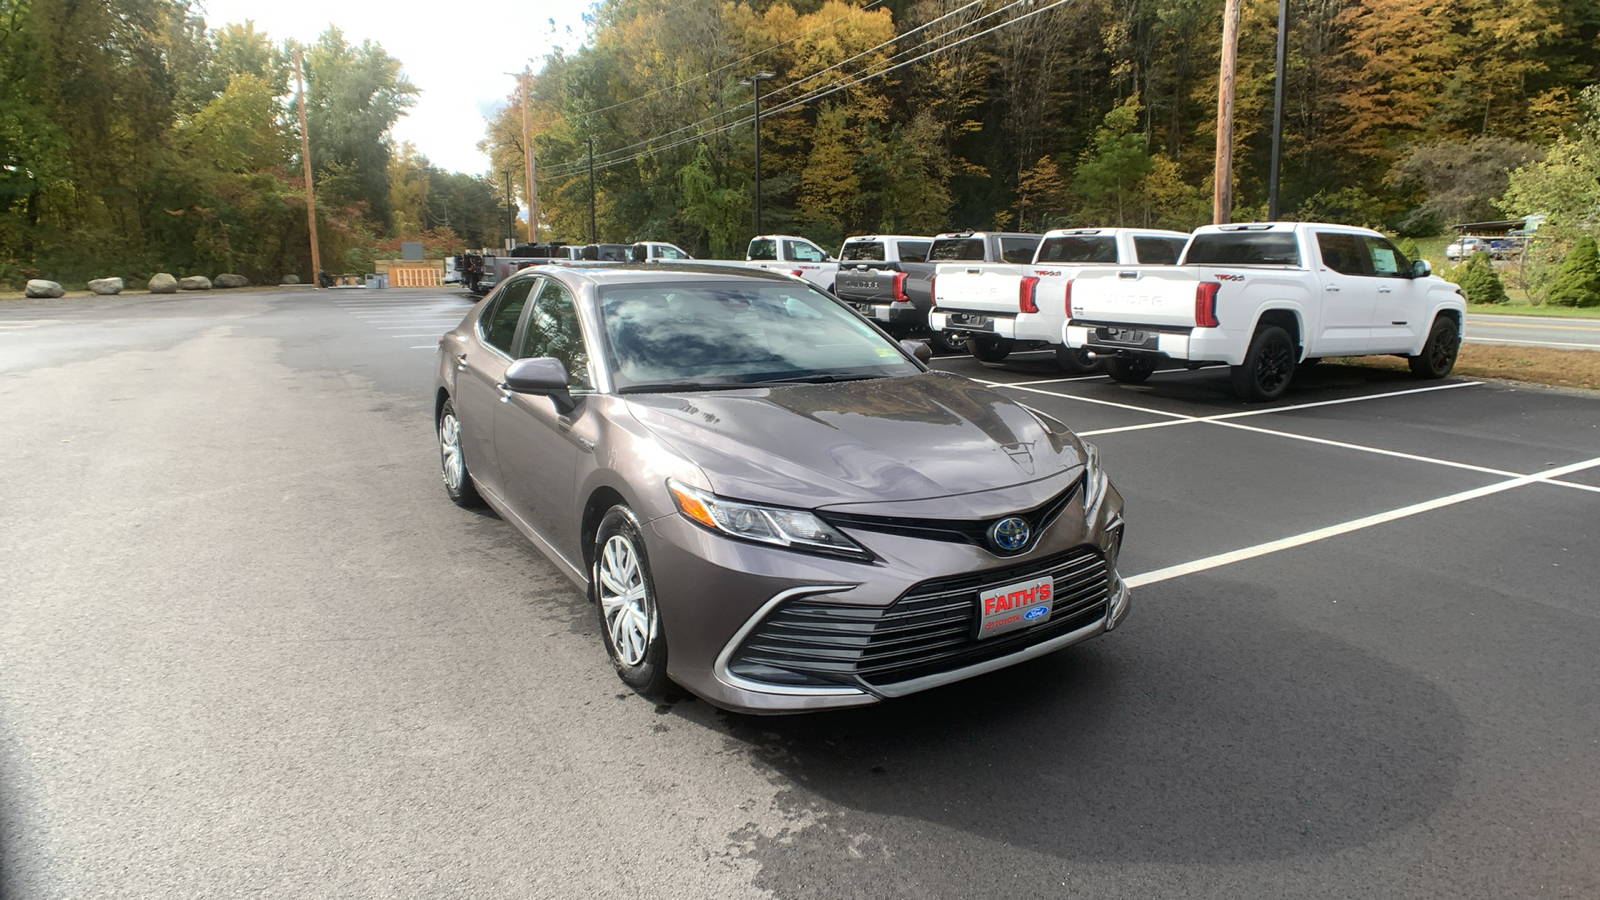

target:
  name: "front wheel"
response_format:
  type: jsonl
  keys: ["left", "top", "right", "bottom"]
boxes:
{"left": 1230, "top": 325, "right": 1296, "bottom": 402}
{"left": 593, "top": 506, "right": 671, "bottom": 699}
{"left": 1055, "top": 344, "right": 1105, "bottom": 375}
{"left": 1408, "top": 317, "right": 1460, "bottom": 379}
{"left": 1105, "top": 357, "right": 1156, "bottom": 384}
{"left": 967, "top": 336, "right": 1013, "bottom": 362}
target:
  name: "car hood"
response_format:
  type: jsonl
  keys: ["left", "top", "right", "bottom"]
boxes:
{"left": 625, "top": 372, "right": 1084, "bottom": 509}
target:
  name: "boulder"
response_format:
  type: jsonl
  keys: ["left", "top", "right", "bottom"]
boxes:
{"left": 178, "top": 275, "right": 212, "bottom": 291}
{"left": 88, "top": 277, "right": 124, "bottom": 295}
{"left": 25, "top": 279, "right": 64, "bottom": 298}
{"left": 214, "top": 273, "right": 249, "bottom": 288}
{"left": 282, "top": 273, "right": 301, "bottom": 284}
{"left": 149, "top": 273, "right": 178, "bottom": 293}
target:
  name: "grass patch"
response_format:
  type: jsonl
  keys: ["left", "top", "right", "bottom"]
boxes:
{"left": 1331, "top": 344, "right": 1600, "bottom": 392}
{"left": 1465, "top": 301, "right": 1600, "bottom": 319}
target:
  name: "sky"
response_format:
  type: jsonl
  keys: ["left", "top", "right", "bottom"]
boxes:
{"left": 196, "top": 0, "right": 596, "bottom": 175}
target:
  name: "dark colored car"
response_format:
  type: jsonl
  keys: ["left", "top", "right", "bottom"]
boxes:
{"left": 434, "top": 264, "right": 1128, "bottom": 713}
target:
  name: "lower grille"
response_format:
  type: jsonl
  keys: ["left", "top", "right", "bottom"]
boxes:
{"left": 727, "top": 547, "right": 1110, "bottom": 690}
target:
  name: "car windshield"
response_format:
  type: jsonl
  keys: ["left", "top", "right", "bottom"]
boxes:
{"left": 598, "top": 281, "right": 921, "bottom": 392}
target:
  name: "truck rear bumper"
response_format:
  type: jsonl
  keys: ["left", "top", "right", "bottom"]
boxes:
{"left": 1065, "top": 323, "right": 1242, "bottom": 366}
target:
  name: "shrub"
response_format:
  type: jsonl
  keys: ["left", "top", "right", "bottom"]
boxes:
{"left": 1544, "top": 237, "right": 1600, "bottom": 307}
{"left": 1396, "top": 237, "right": 1422, "bottom": 266}
{"left": 1450, "top": 251, "right": 1509, "bottom": 304}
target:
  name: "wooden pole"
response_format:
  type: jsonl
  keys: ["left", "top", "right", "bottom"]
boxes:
{"left": 1267, "top": 0, "right": 1289, "bottom": 220}
{"left": 294, "top": 51, "right": 322, "bottom": 285}
{"left": 1213, "top": 0, "right": 1242, "bottom": 224}
{"left": 520, "top": 68, "right": 537, "bottom": 244}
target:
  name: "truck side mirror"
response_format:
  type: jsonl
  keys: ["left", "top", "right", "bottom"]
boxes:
{"left": 1412, "top": 259, "right": 1432, "bottom": 278}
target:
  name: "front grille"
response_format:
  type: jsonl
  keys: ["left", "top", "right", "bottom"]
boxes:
{"left": 727, "top": 546, "right": 1110, "bottom": 690}
{"left": 821, "top": 476, "right": 1081, "bottom": 553}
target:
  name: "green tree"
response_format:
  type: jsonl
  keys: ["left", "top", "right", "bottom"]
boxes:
{"left": 300, "top": 28, "right": 417, "bottom": 229}
{"left": 1451, "top": 251, "right": 1511, "bottom": 303}
{"left": 1073, "top": 100, "right": 1153, "bottom": 225}
{"left": 678, "top": 143, "right": 748, "bottom": 258}
{"left": 1016, "top": 156, "right": 1069, "bottom": 231}
{"left": 1545, "top": 236, "right": 1600, "bottom": 306}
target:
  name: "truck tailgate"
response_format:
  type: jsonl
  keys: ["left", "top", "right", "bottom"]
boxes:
{"left": 933, "top": 264, "right": 1029, "bottom": 314}
{"left": 1068, "top": 266, "right": 1204, "bottom": 329}
{"left": 834, "top": 268, "right": 899, "bottom": 302}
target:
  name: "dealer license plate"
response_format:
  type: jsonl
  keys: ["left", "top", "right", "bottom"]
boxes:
{"left": 1101, "top": 327, "right": 1149, "bottom": 344}
{"left": 850, "top": 302, "right": 873, "bottom": 315}
{"left": 950, "top": 314, "right": 994, "bottom": 331}
{"left": 976, "top": 575, "right": 1054, "bottom": 640}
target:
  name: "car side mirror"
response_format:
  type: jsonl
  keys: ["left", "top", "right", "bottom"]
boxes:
{"left": 503, "top": 357, "right": 577, "bottom": 414}
{"left": 900, "top": 339, "right": 933, "bottom": 364}
{"left": 1412, "top": 259, "right": 1432, "bottom": 278}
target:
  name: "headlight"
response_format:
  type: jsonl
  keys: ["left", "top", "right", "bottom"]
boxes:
{"left": 1081, "top": 440, "right": 1110, "bottom": 513}
{"left": 667, "top": 479, "right": 870, "bottom": 560}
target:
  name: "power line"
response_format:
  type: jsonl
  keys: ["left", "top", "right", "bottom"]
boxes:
{"left": 539, "top": 0, "right": 1067, "bottom": 181}
{"left": 539, "top": 0, "right": 1034, "bottom": 179}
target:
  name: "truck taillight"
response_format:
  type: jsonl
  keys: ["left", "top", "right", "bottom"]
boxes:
{"left": 789, "top": 268, "right": 804, "bottom": 277}
{"left": 1063, "top": 279, "right": 1074, "bottom": 317}
{"left": 1019, "top": 276, "right": 1040, "bottom": 314}
{"left": 893, "top": 271, "right": 909, "bottom": 302}
{"left": 1195, "top": 281, "right": 1221, "bottom": 328}
{"left": 928, "top": 274, "right": 937, "bottom": 305}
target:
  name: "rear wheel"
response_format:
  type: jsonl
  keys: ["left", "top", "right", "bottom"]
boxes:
{"left": 1408, "top": 317, "right": 1460, "bottom": 379}
{"left": 1055, "top": 344, "right": 1105, "bottom": 375}
{"left": 593, "top": 506, "right": 671, "bottom": 699}
{"left": 929, "top": 329, "right": 967, "bottom": 355}
{"left": 1105, "top": 356, "right": 1156, "bottom": 384}
{"left": 438, "top": 399, "right": 483, "bottom": 507}
{"left": 967, "top": 336, "right": 1013, "bottom": 362}
{"left": 1230, "top": 325, "right": 1296, "bottom": 402}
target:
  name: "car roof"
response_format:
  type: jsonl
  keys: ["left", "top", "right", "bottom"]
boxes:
{"left": 518, "top": 262, "right": 802, "bottom": 288}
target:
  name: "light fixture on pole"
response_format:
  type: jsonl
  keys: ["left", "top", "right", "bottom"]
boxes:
{"left": 740, "top": 71, "right": 776, "bottom": 236}
{"left": 585, "top": 137, "right": 598, "bottom": 244}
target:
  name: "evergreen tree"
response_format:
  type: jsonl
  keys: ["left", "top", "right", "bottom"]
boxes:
{"left": 1545, "top": 237, "right": 1600, "bottom": 307}
{"left": 1452, "top": 251, "right": 1510, "bottom": 304}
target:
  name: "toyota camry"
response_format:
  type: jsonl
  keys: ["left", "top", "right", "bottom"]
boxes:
{"left": 434, "top": 264, "right": 1128, "bottom": 713}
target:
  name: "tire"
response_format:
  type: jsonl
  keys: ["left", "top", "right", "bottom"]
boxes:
{"left": 1408, "top": 317, "right": 1460, "bottom": 379}
{"left": 1230, "top": 325, "right": 1297, "bottom": 402}
{"left": 929, "top": 329, "right": 968, "bottom": 355}
{"left": 1055, "top": 344, "right": 1105, "bottom": 375}
{"left": 438, "top": 399, "right": 484, "bottom": 507}
{"left": 592, "top": 506, "right": 671, "bottom": 699}
{"left": 967, "top": 336, "right": 1013, "bottom": 362}
{"left": 1105, "top": 356, "right": 1156, "bottom": 384}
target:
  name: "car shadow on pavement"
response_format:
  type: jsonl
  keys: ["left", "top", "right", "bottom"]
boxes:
{"left": 677, "top": 573, "right": 1466, "bottom": 868}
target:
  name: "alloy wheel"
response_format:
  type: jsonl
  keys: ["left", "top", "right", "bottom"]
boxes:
{"left": 598, "top": 534, "right": 653, "bottom": 667}
{"left": 439, "top": 412, "right": 465, "bottom": 492}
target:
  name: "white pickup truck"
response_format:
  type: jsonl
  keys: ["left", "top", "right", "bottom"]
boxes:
{"left": 745, "top": 234, "right": 838, "bottom": 292}
{"left": 928, "top": 228, "right": 1189, "bottom": 372}
{"left": 1062, "top": 222, "right": 1467, "bottom": 400}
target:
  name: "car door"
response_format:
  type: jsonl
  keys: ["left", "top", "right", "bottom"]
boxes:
{"left": 1364, "top": 235, "right": 1429, "bottom": 352}
{"left": 457, "top": 276, "right": 536, "bottom": 499}
{"left": 1311, "top": 231, "right": 1376, "bottom": 355}
{"left": 494, "top": 276, "right": 599, "bottom": 559}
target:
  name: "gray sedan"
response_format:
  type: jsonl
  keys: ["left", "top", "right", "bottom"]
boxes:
{"left": 434, "top": 264, "right": 1128, "bottom": 713}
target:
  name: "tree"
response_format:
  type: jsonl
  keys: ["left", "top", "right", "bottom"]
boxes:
{"left": 300, "top": 28, "right": 417, "bottom": 229}
{"left": 1450, "top": 251, "right": 1510, "bottom": 303}
{"left": 1016, "top": 156, "right": 1069, "bottom": 231}
{"left": 1545, "top": 236, "right": 1600, "bottom": 306}
{"left": 678, "top": 143, "right": 748, "bottom": 258}
{"left": 1389, "top": 137, "right": 1540, "bottom": 233}
{"left": 1073, "top": 100, "right": 1153, "bottom": 224}
{"left": 1499, "top": 86, "right": 1600, "bottom": 243}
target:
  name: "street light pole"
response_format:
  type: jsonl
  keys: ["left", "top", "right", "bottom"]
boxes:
{"left": 1267, "top": 0, "right": 1289, "bottom": 220}
{"left": 503, "top": 170, "right": 513, "bottom": 250}
{"left": 585, "top": 137, "right": 598, "bottom": 244}
{"left": 741, "top": 71, "right": 776, "bottom": 236}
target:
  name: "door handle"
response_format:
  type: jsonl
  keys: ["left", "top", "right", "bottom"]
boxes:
{"left": 495, "top": 382, "right": 513, "bottom": 402}
{"left": 1377, "top": 286, "right": 1393, "bottom": 293}
{"left": 1325, "top": 284, "right": 1340, "bottom": 292}
{"left": 455, "top": 353, "right": 468, "bottom": 370}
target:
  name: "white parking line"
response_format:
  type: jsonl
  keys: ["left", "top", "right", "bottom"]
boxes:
{"left": 1125, "top": 455, "right": 1600, "bottom": 588}
{"left": 1208, "top": 420, "right": 1520, "bottom": 478}
{"left": 388, "top": 333, "right": 447, "bottom": 338}
{"left": 377, "top": 325, "right": 459, "bottom": 330}
{"left": 1463, "top": 338, "right": 1600, "bottom": 350}
{"left": 973, "top": 378, "right": 1195, "bottom": 420}
{"left": 410, "top": 345, "right": 437, "bottom": 350}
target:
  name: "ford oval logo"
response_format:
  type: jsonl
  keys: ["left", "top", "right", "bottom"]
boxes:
{"left": 989, "top": 517, "right": 1031, "bottom": 553}
{"left": 1024, "top": 606, "right": 1048, "bottom": 620}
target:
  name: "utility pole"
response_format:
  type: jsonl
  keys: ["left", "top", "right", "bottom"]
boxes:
{"left": 293, "top": 51, "right": 322, "bottom": 286}
{"left": 503, "top": 170, "right": 514, "bottom": 250}
{"left": 1213, "top": 0, "right": 1242, "bottom": 224}
{"left": 585, "top": 138, "right": 598, "bottom": 244}
{"left": 519, "top": 68, "right": 537, "bottom": 244}
{"left": 1267, "top": 0, "right": 1289, "bottom": 220}
{"left": 741, "top": 72, "right": 776, "bottom": 236}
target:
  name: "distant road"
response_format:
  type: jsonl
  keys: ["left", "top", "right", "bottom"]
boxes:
{"left": 1466, "top": 313, "right": 1600, "bottom": 350}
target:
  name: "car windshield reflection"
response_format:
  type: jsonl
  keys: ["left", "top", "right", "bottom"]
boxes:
{"left": 599, "top": 282, "right": 920, "bottom": 392}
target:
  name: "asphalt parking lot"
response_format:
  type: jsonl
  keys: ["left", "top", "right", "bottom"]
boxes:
{"left": 3, "top": 288, "right": 1597, "bottom": 898}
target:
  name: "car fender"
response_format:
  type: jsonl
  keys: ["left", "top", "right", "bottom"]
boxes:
{"left": 1407, "top": 297, "right": 1466, "bottom": 356}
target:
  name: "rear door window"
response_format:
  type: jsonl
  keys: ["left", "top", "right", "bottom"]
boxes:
{"left": 479, "top": 277, "right": 536, "bottom": 354}
{"left": 1000, "top": 235, "right": 1041, "bottom": 263}
{"left": 748, "top": 238, "right": 777, "bottom": 261}
{"left": 1038, "top": 235, "right": 1117, "bottom": 263}
{"left": 1315, "top": 232, "right": 1369, "bottom": 276}
{"left": 895, "top": 240, "right": 930, "bottom": 263}
{"left": 1183, "top": 233, "right": 1301, "bottom": 266}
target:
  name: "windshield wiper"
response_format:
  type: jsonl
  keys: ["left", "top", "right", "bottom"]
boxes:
{"left": 616, "top": 382, "right": 762, "bottom": 394}
{"left": 748, "top": 373, "right": 882, "bottom": 385}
